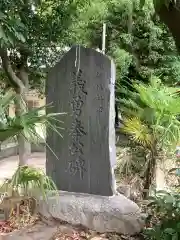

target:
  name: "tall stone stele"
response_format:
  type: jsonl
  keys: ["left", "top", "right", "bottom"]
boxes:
{"left": 46, "top": 45, "right": 116, "bottom": 196}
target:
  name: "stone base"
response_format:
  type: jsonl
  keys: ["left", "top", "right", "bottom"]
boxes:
{"left": 38, "top": 191, "right": 145, "bottom": 235}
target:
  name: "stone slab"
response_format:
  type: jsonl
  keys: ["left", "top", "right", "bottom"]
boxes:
{"left": 46, "top": 46, "right": 116, "bottom": 196}
{"left": 38, "top": 191, "right": 145, "bottom": 235}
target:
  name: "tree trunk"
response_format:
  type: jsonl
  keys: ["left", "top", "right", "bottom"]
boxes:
{"left": 155, "top": 151, "right": 166, "bottom": 190}
{"left": 0, "top": 48, "right": 31, "bottom": 165}
{"left": 15, "top": 67, "right": 31, "bottom": 166}
{"left": 143, "top": 147, "right": 166, "bottom": 198}
{"left": 143, "top": 148, "right": 156, "bottom": 199}
{"left": 156, "top": 1, "right": 180, "bottom": 53}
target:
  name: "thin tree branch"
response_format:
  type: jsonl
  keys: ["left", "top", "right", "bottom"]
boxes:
{"left": 0, "top": 48, "right": 25, "bottom": 90}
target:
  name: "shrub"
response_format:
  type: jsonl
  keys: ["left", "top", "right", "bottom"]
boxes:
{"left": 0, "top": 165, "right": 57, "bottom": 230}
{"left": 144, "top": 161, "right": 180, "bottom": 240}
{"left": 1, "top": 165, "right": 57, "bottom": 200}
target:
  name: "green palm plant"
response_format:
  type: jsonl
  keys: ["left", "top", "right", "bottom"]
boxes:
{"left": 118, "top": 77, "right": 180, "bottom": 197}
{"left": 0, "top": 90, "right": 64, "bottom": 145}
{"left": 0, "top": 90, "right": 63, "bottom": 217}
{"left": 1, "top": 165, "right": 57, "bottom": 200}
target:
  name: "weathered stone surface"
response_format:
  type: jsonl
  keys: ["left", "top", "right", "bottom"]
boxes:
{"left": 38, "top": 191, "right": 145, "bottom": 235}
{"left": 117, "top": 185, "right": 131, "bottom": 198}
{"left": 46, "top": 45, "right": 116, "bottom": 196}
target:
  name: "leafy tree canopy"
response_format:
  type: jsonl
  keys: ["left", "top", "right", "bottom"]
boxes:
{"left": 1, "top": 0, "right": 180, "bottom": 94}
{"left": 70, "top": 0, "right": 180, "bottom": 94}
{"left": 0, "top": 0, "right": 99, "bottom": 92}
{"left": 141, "top": 0, "right": 180, "bottom": 52}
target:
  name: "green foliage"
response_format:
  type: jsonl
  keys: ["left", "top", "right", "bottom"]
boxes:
{"left": 1, "top": 0, "right": 179, "bottom": 93}
{"left": 73, "top": 0, "right": 180, "bottom": 92}
{"left": 144, "top": 190, "right": 180, "bottom": 240}
{"left": 121, "top": 77, "right": 180, "bottom": 150}
{"left": 0, "top": 0, "right": 81, "bottom": 48}
{"left": 0, "top": 0, "right": 96, "bottom": 91}
{"left": 0, "top": 165, "right": 57, "bottom": 200}
{"left": 0, "top": 3, "right": 26, "bottom": 47}
{"left": 0, "top": 90, "right": 64, "bottom": 143}
{"left": 143, "top": 157, "right": 180, "bottom": 239}
{"left": 119, "top": 78, "right": 180, "bottom": 194}
{"left": 13, "top": 166, "right": 57, "bottom": 199}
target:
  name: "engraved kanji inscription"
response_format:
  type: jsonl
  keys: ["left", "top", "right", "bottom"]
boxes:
{"left": 68, "top": 69, "right": 87, "bottom": 179}
{"left": 70, "top": 96, "right": 84, "bottom": 116}
{"left": 96, "top": 83, "right": 104, "bottom": 112}
{"left": 70, "top": 71, "right": 87, "bottom": 95}
{"left": 68, "top": 155, "right": 86, "bottom": 179}
{"left": 70, "top": 119, "right": 86, "bottom": 137}
{"left": 97, "top": 84, "right": 103, "bottom": 91}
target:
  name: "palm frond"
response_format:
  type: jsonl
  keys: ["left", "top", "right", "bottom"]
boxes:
{"left": 0, "top": 165, "right": 57, "bottom": 201}
{"left": 0, "top": 90, "right": 15, "bottom": 109}
{"left": 122, "top": 117, "right": 153, "bottom": 147}
{"left": 119, "top": 98, "right": 142, "bottom": 114}
{"left": 119, "top": 76, "right": 180, "bottom": 150}
{"left": 0, "top": 91, "right": 65, "bottom": 143}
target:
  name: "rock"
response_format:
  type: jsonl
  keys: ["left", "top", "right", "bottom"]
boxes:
{"left": 38, "top": 191, "right": 145, "bottom": 235}
{"left": 117, "top": 185, "right": 131, "bottom": 198}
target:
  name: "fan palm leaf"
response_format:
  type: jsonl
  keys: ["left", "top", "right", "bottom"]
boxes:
{"left": 121, "top": 77, "right": 180, "bottom": 150}
{"left": 0, "top": 91, "right": 65, "bottom": 143}
{"left": 0, "top": 165, "right": 57, "bottom": 201}
{"left": 117, "top": 77, "right": 180, "bottom": 195}
{"left": 123, "top": 117, "right": 153, "bottom": 147}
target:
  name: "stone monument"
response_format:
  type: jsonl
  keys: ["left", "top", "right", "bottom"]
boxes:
{"left": 42, "top": 46, "right": 144, "bottom": 235}
{"left": 46, "top": 45, "right": 116, "bottom": 196}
